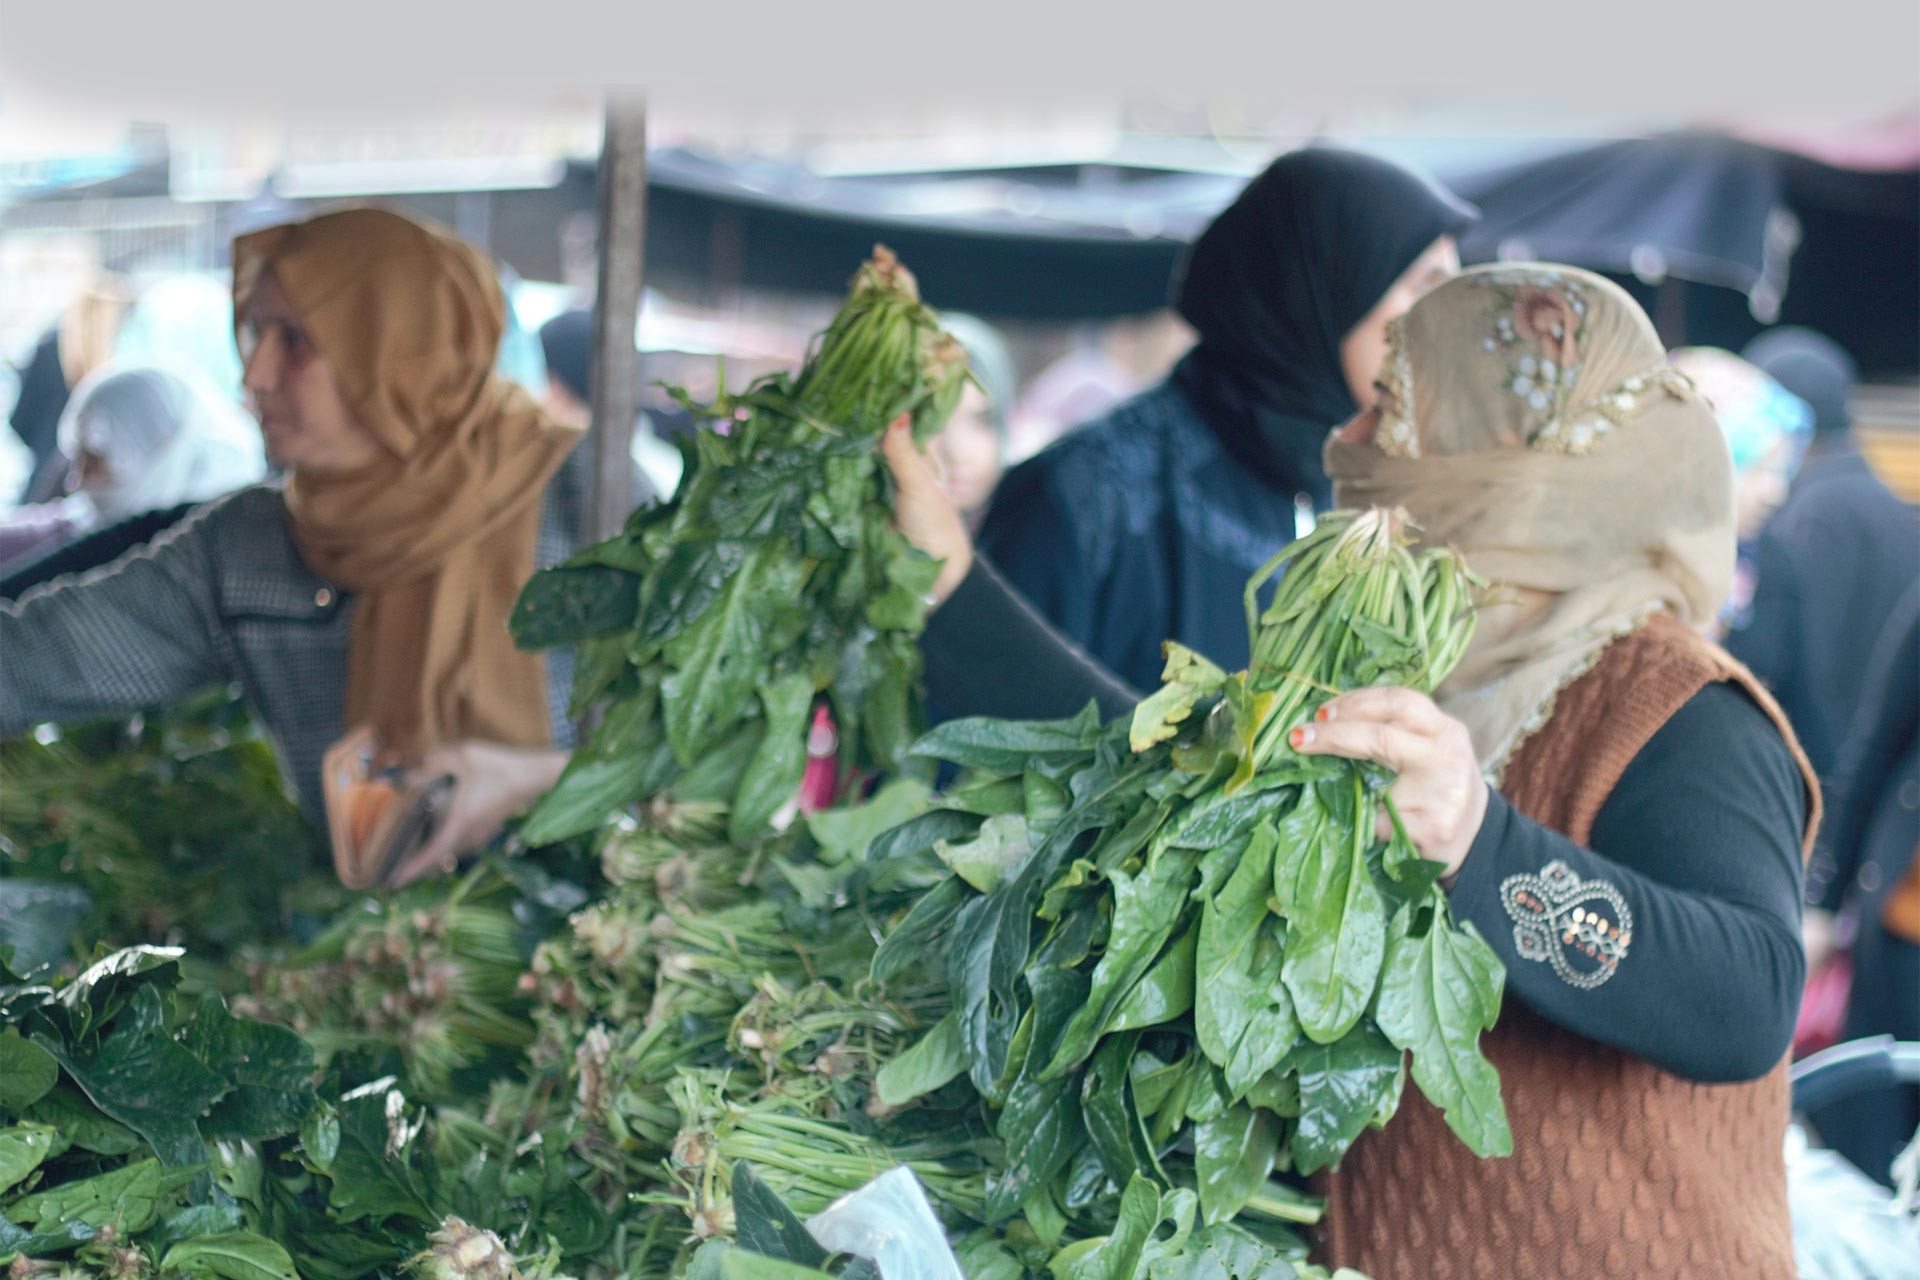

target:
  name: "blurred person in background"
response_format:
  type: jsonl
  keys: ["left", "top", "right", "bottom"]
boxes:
{"left": 4, "top": 271, "right": 246, "bottom": 577}
{"left": 536, "top": 307, "right": 596, "bottom": 430}
{"left": 1005, "top": 328, "right": 1137, "bottom": 461}
{"left": 1, "top": 207, "right": 593, "bottom": 886}
{"left": 1724, "top": 328, "right": 1920, "bottom": 817}
{"left": 111, "top": 273, "right": 246, "bottom": 402}
{"left": 928, "top": 312, "right": 1015, "bottom": 532}
{"left": 1801, "top": 582, "right": 1920, "bottom": 1187}
{"left": 974, "top": 148, "right": 1477, "bottom": 691}
{"left": 0, "top": 364, "right": 265, "bottom": 574}
{"left": 7, "top": 275, "right": 129, "bottom": 506}
{"left": 537, "top": 307, "right": 678, "bottom": 501}
{"left": 1667, "top": 346, "right": 1814, "bottom": 634}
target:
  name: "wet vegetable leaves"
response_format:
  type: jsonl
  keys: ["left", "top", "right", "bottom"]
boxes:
{"left": 1374, "top": 897, "right": 1512, "bottom": 1158}
{"left": 1282, "top": 1024, "right": 1403, "bottom": 1175}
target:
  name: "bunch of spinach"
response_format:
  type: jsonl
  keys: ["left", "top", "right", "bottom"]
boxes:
{"left": 0, "top": 946, "right": 315, "bottom": 1280}
{"left": 869, "top": 509, "right": 1512, "bottom": 1239}
{"left": 509, "top": 245, "right": 971, "bottom": 848}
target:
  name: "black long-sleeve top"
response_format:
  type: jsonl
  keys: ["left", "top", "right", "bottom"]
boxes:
{"left": 921, "top": 558, "right": 1807, "bottom": 1084}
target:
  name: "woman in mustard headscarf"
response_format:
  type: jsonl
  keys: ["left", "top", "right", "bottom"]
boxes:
{"left": 1, "top": 206, "right": 590, "bottom": 886}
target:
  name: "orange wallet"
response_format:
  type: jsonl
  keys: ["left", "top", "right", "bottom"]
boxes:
{"left": 321, "top": 725, "right": 456, "bottom": 890}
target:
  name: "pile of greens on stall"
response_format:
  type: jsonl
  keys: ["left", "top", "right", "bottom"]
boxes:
{"left": 0, "top": 690, "right": 329, "bottom": 976}
{"left": 0, "top": 945, "right": 316, "bottom": 1280}
{"left": 204, "top": 246, "right": 997, "bottom": 1276}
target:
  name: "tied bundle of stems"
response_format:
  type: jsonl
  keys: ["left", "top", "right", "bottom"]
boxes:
{"left": 1230, "top": 508, "right": 1479, "bottom": 780}
{"left": 232, "top": 868, "right": 534, "bottom": 1103}
{"left": 787, "top": 246, "right": 970, "bottom": 447}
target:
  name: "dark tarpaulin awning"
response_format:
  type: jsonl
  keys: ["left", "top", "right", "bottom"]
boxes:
{"left": 625, "top": 148, "right": 1216, "bottom": 321}
{"left": 614, "top": 133, "right": 1919, "bottom": 374}
{"left": 1442, "top": 132, "right": 1920, "bottom": 374}
{"left": 1450, "top": 133, "right": 1790, "bottom": 298}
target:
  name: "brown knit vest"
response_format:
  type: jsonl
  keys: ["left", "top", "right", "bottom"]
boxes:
{"left": 1316, "top": 615, "right": 1820, "bottom": 1280}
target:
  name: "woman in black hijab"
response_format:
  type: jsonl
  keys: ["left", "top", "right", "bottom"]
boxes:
{"left": 965, "top": 148, "right": 1476, "bottom": 691}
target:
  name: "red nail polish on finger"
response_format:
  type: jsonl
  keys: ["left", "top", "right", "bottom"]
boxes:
{"left": 1289, "top": 727, "right": 1307, "bottom": 749}
{"left": 1315, "top": 705, "right": 1332, "bottom": 723}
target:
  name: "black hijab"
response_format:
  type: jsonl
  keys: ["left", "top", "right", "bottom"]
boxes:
{"left": 538, "top": 308, "right": 595, "bottom": 404}
{"left": 1170, "top": 147, "right": 1477, "bottom": 502}
{"left": 1741, "top": 326, "right": 1856, "bottom": 437}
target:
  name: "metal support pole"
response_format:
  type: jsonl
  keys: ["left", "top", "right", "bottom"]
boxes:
{"left": 584, "top": 93, "right": 647, "bottom": 545}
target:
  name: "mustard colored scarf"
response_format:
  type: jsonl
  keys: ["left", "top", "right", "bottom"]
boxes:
{"left": 234, "top": 207, "right": 583, "bottom": 755}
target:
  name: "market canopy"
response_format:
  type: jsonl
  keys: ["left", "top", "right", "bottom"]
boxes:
{"left": 625, "top": 133, "right": 1919, "bottom": 371}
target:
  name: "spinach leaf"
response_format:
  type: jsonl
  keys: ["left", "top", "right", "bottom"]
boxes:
{"left": 935, "top": 814, "right": 1033, "bottom": 894}
{"left": 1374, "top": 895, "right": 1511, "bottom": 1158}
{"left": 0, "top": 1123, "right": 57, "bottom": 1196}
{"left": 729, "top": 673, "right": 816, "bottom": 843}
{"left": 874, "top": 1012, "right": 967, "bottom": 1108}
{"left": 1275, "top": 780, "right": 1385, "bottom": 1044}
{"left": 1196, "top": 823, "right": 1301, "bottom": 1101}
{"left": 5, "top": 1157, "right": 201, "bottom": 1233}
{"left": 37, "top": 982, "right": 230, "bottom": 1166}
{"left": 160, "top": 1232, "right": 302, "bottom": 1280}
{"left": 1081, "top": 1033, "right": 1165, "bottom": 1190}
{"left": 661, "top": 546, "right": 771, "bottom": 763}
{"left": 1043, "top": 846, "right": 1200, "bottom": 1079}
{"left": 730, "top": 1162, "right": 829, "bottom": 1265}
{"left": 1193, "top": 1102, "right": 1283, "bottom": 1225}
{"left": 508, "top": 563, "right": 640, "bottom": 650}
{"left": 1109, "top": 923, "right": 1197, "bottom": 1033}
{"left": 0, "top": 1032, "right": 58, "bottom": 1114}
{"left": 1282, "top": 1023, "right": 1403, "bottom": 1175}
{"left": 184, "top": 994, "right": 317, "bottom": 1142}
{"left": 910, "top": 704, "right": 1104, "bottom": 774}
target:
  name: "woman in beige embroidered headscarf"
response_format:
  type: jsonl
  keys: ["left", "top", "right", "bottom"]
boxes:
{"left": 1, "top": 206, "right": 587, "bottom": 887}
{"left": 1289, "top": 264, "right": 1821, "bottom": 1279}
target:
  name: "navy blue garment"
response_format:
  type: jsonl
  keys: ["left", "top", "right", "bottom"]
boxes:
{"left": 976, "top": 379, "right": 1307, "bottom": 691}
{"left": 8, "top": 328, "right": 71, "bottom": 505}
{"left": 975, "top": 148, "right": 1475, "bottom": 691}
{"left": 1726, "top": 327, "right": 1920, "bottom": 785}
{"left": 1805, "top": 583, "right": 1920, "bottom": 1186}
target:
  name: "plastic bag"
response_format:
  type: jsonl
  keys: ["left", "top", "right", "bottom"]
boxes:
{"left": 1788, "top": 1123, "right": 1920, "bottom": 1280}
{"left": 805, "top": 1167, "right": 964, "bottom": 1280}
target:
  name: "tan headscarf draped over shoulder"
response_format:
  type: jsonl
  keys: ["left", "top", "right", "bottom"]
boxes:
{"left": 1324, "top": 263, "right": 1736, "bottom": 780}
{"left": 233, "top": 207, "right": 584, "bottom": 756}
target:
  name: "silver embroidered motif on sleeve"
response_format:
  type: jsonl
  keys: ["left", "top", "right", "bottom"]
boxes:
{"left": 1499, "top": 859, "right": 1633, "bottom": 990}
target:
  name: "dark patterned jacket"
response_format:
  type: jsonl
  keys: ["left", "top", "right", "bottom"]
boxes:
{"left": 975, "top": 379, "right": 1312, "bottom": 692}
{"left": 0, "top": 451, "right": 591, "bottom": 825}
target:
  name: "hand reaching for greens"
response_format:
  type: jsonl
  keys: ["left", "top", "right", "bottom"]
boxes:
{"left": 388, "top": 741, "right": 571, "bottom": 886}
{"left": 1291, "top": 685, "right": 1490, "bottom": 881}
{"left": 880, "top": 412, "right": 973, "bottom": 608}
